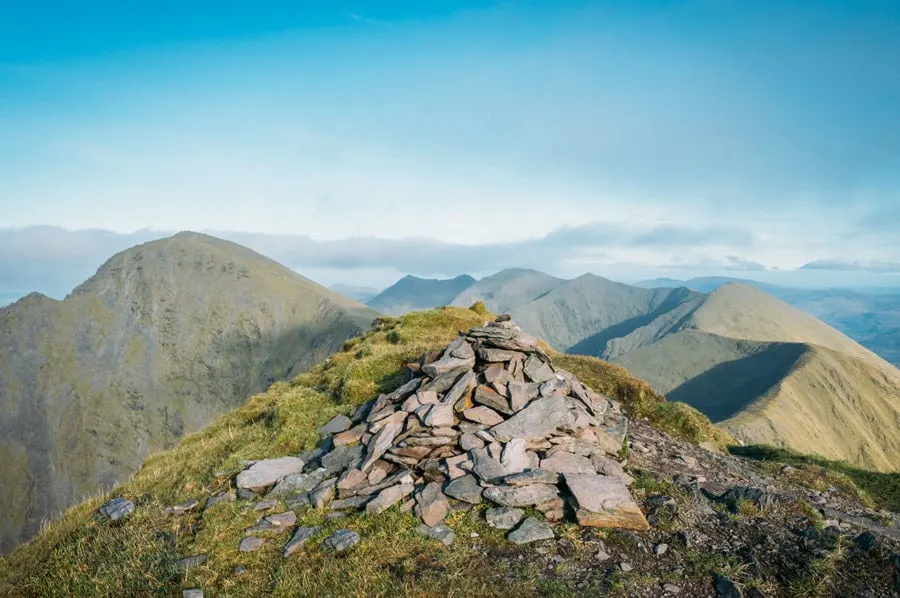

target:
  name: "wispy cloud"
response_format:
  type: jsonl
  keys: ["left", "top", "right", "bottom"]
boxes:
{"left": 800, "top": 259, "right": 900, "bottom": 273}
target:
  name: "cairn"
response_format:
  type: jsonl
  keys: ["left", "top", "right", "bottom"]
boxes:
{"left": 235, "top": 315, "right": 649, "bottom": 550}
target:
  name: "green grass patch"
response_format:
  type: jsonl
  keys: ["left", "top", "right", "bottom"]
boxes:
{"left": 728, "top": 444, "right": 900, "bottom": 511}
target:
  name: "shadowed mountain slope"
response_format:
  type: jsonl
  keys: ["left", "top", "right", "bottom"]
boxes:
{"left": 0, "top": 232, "right": 377, "bottom": 553}
{"left": 366, "top": 274, "right": 476, "bottom": 315}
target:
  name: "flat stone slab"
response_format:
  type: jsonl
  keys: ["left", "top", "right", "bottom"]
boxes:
{"left": 236, "top": 457, "right": 305, "bottom": 492}
{"left": 503, "top": 469, "right": 559, "bottom": 486}
{"left": 462, "top": 406, "right": 504, "bottom": 426}
{"left": 175, "top": 554, "right": 208, "bottom": 572}
{"left": 239, "top": 536, "right": 266, "bottom": 552}
{"left": 563, "top": 473, "right": 649, "bottom": 531}
{"left": 483, "top": 484, "right": 559, "bottom": 507}
{"left": 283, "top": 525, "right": 322, "bottom": 557}
{"left": 415, "top": 482, "right": 449, "bottom": 527}
{"left": 416, "top": 524, "right": 456, "bottom": 546}
{"left": 540, "top": 451, "right": 596, "bottom": 474}
{"left": 323, "top": 529, "right": 360, "bottom": 552}
{"left": 99, "top": 497, "right": 134, "bottom": 521}
{"left": 269, "top": 469, "right": 328, "bottom": 496}
{"left": 508, "top": 517, "right": 555, "bottom": 544}
{"left": 490, "top": 395, "right": 571, "bottom": 442}
{"left": 422, "top": 355, "right": 475, "bottom": 378}
{"left": 319, "top": 415, "right": 352, "bottom": 438}
{"left": 443, "top": 474, "right": 483, "bottom": 504}
{"left": 366, "top": 482, "right": 414, "bottom": 515}
{"left": 486, "top": 507, "right": 524, "bottom": 530}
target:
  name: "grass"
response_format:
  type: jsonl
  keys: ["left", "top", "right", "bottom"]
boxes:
{"left": 553, "top": 354, "right": 733, "bottom": 448}
{"left": 788, "top": 535, "right": 847, "bottom": 598}
{"left": 728, "top": 444, "right": 900, "bottom": 511}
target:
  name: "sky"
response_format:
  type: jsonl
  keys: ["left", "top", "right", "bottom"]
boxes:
{"left": 2, "top": 0, "right": 900, "bottom": 295}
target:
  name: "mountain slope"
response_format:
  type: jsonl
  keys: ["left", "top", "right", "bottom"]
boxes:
{"left": 450, "top": 271, "right": 900, "bottom": 471}
{"left": 329, "top": 283, "right": 381, "bottom": 303}
{"left": 0, "top": 232, "right": 377, "bottom": 553}
{"left": 366, "top": 274, "right": 476, "bottom": 315}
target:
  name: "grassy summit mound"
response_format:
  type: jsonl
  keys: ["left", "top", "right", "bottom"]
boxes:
{"left": 0, "top": 305, "right": 731, "bottom": 597}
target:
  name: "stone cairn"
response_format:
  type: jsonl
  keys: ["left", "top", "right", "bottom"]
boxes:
{"left": 227, "top": 315, "right": 649, "bottom": 551}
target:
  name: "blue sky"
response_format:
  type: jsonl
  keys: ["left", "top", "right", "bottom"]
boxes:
{"left": 2, "top": 1, "right": 900, "bottom": 290}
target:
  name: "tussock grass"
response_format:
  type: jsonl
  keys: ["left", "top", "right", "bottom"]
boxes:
{"left": 728, "top": 445, "right": 900, "bottom": 511}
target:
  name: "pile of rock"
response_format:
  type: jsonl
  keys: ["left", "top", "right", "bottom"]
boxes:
{"left": 232, "top": 315, "right": 648, "bottom": 549}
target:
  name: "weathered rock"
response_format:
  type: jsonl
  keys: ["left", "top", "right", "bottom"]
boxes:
{"left": 310, "top": 484, "right": 334, "bottom": 508}
{"left": 444, "top": 474, "right": 484, "bottom": 504}
{"left": 206, "top": 491, "right": 236, "bottom": 508}
{"left": 540, "top": 451, "right": 596, "bottom": 474}
{"left": 415, "top": 482, "right": 450, "bottom": 526}
{"left": 483, "top": 366, "right": 511, "bottom": 384}
{"left": 176, "top": 554, "right": 208, "bottom": 571}
{"left": 99, "top": 497, "right": 135, "bottom": 521}
{"left": 444, "top": 454, "right": 470, "bottom": 479}
{"left": 239, "top": 536, "right": 266, "bottom": 552}
{"left": 323, "top": 529, "right": 360, "bottom": 552}
{"left": 269, "top": 469, "right": 328, "bottom": 497}
{"left": 366, "top": 482, "right": 415, "bottom": 515}
{"left": 236, "top": 457, "right": 305, "bottom": 492}
{"left": 717, "top": 486, "right": 776, "bottom": 512}
{"left": 330, "top": 496, "right": 370, "bottom": 511}
{"left": 367, "top": 461, "right": 393, "bottom": 485}
{"left": 504, "top": 469, "right": 559, "bottom": 486}
{"left": 508, "top": 517, "right": 554, "bottom": 544}
{"left": 477, "top": 348, "right": 519, "bottom": 362}
{"left": 462, "top": 406, "right": 505, "bottom": 426}
{"left": 183, "top": 590, "right": 203, "bottom": 598}
{"left": 333, "top": 425, "right": 366, "bottom": 447}
{"left": 563, "top": 473, "right": 649, "bottom": 531}
{"left": 483, "top": 484, "right": 559, "bottom": 507}
{"left": 360, "top": 421, "right": 404, "bottom": 472}
{"left": 415, "top": 524, "right": 456, "bottom": 546}
{"left": 592, "top": 456, "right": 634, "bottom": 486}
{"left": 422, "top": 354, "right": 476, "bottom": 379}
{"left": 266, "top": 511, "right": 298, "bottom": 528}
{"left": 283, "top": 525, "right": 322, "bottom": 557}
{"left": 523, "top": 355, "right": 555, "bottom": 383}
{"left": 470, "top": 447, "right": 507, "bottom": 482}
{"left": 449, "top": 338, "right": 476, "bottom": 360}
{"left": 507, "top": 381, "right": 530, "bottom": 412}
{"left": 490, "top": 394, "right": 571, "bottom": 442}
{"left": 237, "top": 488, "right": 259, "bottom": 501}
{"left": 402, "top": 435, "right": 455, "bottom": 447}
{"left": 715, "top": 574, "right": 744, "bottom": 598}
{"left": 337, "top": 468, "right": 368, "bottom": 492}
{"left": 474, "top": 385, "right": 513, "bottom": 415}
{"left": 318, "top": 415, "right": 352, "bottom": 438}
{"left": 165, "top": 498, "right": 200, "bottom": 516}
{"left": 500, "top": 438, "right": 530, "bottom": 474}
{"left": 459, "top": 432, "right": 485, "bottom": 451}
{"left": 486, "top": 507, "right": 524, "bottom": 530}
{"left": 286, "top": 494, "right": 311, "bottom": 511}
{"left": 423, "top": 404, "right": 455, "bottom": 427}
{"left": 442, "top": 370, "right": 476, "bottom": 407}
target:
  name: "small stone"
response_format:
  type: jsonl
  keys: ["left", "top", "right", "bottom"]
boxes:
{"left": 486, "top": 507, "right": 524, "bottom": 530}
{"left": 523, "top": 355, "right": 555, "bottom": 383}
{"left": 422, "top": 354, "right": 476, "bottom": 379}
{"left": 360, "top": 421, "right": 405, "bottom": 472}
{"left": 266, "top": 511, "right": 298, "bottom": 528}
{"left": 469, "top": 447, "right": 507, "bottom": 482}
{"left": 507, "top": 381, "right": 530, "bottom": 412}
{"left": 321, "top": 444, "right": 365, "bottom": 476}
{"left": 596, "top": 549, "right": 611, "bottom": 561}
{"left": 423, "top": 404, "right": 456, "bottom": 427}
{"left": 252, "top": 499, "right": 278, "bottom": 511}
{"left": 416, "top": 524, "right": 456, "bottom": 546}
{"left": 286, "top": 493, "right": 311, "bottom": 510}
{"left": 508, "top": 517, "right": 555, "bottom": 544}
{"left": 462, "top": 406, "right": 505, "bottom": 426}
{"left": 483, "top": 484, "right": 558, "bottom": 507}
{"left": 237, "top": 488, "right": 259, "bottom": 501}
{"left": 318, "top": 415, "right": 352, "bottom": 438}
{"left": 619, "top": 562, "right": 633, "bottom": 572}
{"left": 176, "top": 554, "right": 208, "bottom": 571}
{"left": 239, "top": 536, "right": 265, "bottom": 552}
{"left": 236, "top": 457, "right": 305, "bottom": 492}
{"left": 563, "top": 473, "right": 649, "bottom": 531}
{"left": 165, "top": 498, "right": 200, "bottom": 515}
{"left": 269, "top": 469, "right": 328, "bottom": 497}
{"left": 206, "top": 491, "right": 236, "bottom": 508}
{"left": 500, "top": 438, "right": 530, "bottom": 475}
{"left": 474, "top": 385, "right": 513, "bottom": 415}
{"left": 459, "top": 433, "right": 485, "bottom": 451}
{"left": 283, "top": 525, "right": 322, "bottom": 557}
{"left": 337, "top": 468, "right": 368, "bottom": 492}
{"left": 655, "top": 543, "right": 669, "bottom": 556}
{"left": 323, "top": 529, "right": 360, "bottom": 552}
{"left": 444, "top": 474, "right": 484, "bottom": 504}
{"left": 183, "top": 590, "right": 203, "bottom": 598}
{"left": 415, "top": 482, "right": 450, "bottom": 526}
{"left": 540, "top": 451, "right": 595, "bottom": 474}
{"left": 444, "top": 454, "right": 470, "bottom": 479}
{"left": 663, "top": 584, "right": 681, "bottom": 595}
{"left": 854, "top": 531, "right": 881, "bottom": 553}
{"left": 715, "top": 574, "right": 744, "bottom": 598}
{"left": 366, "top": 482, "right": 415, "bottom": 515}
{"left": 330, "top": 496, "right": 370, "bottom": 511}
{"left": 99, "top": 497, "right": 135, "bottom": 521}
{"left": 504, "top": 469, "right": 559, "bottom": 486}
{"left": 333, "top": 425, "right": 366, "bottom": 447}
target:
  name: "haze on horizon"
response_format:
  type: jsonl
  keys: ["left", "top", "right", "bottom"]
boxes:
{"left": 2, "top": 1, "right": 899, "bottom": 295}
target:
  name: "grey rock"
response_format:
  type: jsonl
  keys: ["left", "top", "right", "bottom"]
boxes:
{"left": 252, "top": 499, "right": 277, "bottom": 511}
{"left": 523, "top": 355, "right": 555, "bottom": 383}
{"left": 283, "top": 525, "right": 322, "bottom": 557}
{"left": 441, "top": 370, "right": 477, "bottom": 407}
{"left": 360, "top": 421, "right": 404, "bottom": 472}
{"left": 459, "top": 432, "right": 485, "bottom": 451}
{"left": 718, "top": 486, "right": 776, "bottom": 512}
{"left": 504, "top": 469, "right": 559, "bottom": 486}
{"left": 269, "top": 468, "right": 328, "bottom": 497}
{"left": 596, "top": 548, "right": 611, "bottom": 561}
{"left": 486, "top": 507, "right": 524, "bottom": 530}
{"left": 470, "top": 447, "right": 507, "bottom": 482}
{"left": 415, "top": 524, "right": 456, "bottom": 546}
{"left": 490, "top": 395, "right": 572, "bottom": 442}
{"left": 310, "top": 484, "right": 334, "bottom": 509}
{"left": 99, "top": 497, "right": 135, "bottom": 521}
{"left": 662, "top": 584, "right": 681, "bottom": 595}
{"left": 366, "top": 482, "right": 415, "bottom": 515}
{"left": 444, "top": 474, "right": 484, "bottom": 504}
{"left": 508, "top": 517, "right": 554, "bottom": 544}
{"left": 239, "top": 536, "right": 266, "bottom": 552}
{"left": 183, "top": 590, "right": 203, "bottom": 598}
{"left": 266, "top": 511, "right": 297, "bottom": 528}
{"left": 563, "top": 473, "right": 649, "bottom": 530}
{"left": 286, "top": 493, "right": 311, "bottom": 510}
{"left": 298, "top": 446, "right": 327, "bottom": 468}
{"left": 483, "top": 484, "right": 559, "bottom": 507}
{"left": 321, "top": 444, "right": 365, "bottom": 476}
{"left": 237, "top": 488, "right": 259, "bottom": 501}
{"left": 477, "top": 348, "right": 519, "bottom": 363}
{"left": 474, "top": 385, "right": 513, "bottom": 415}
{"left": 540, "top": 451, "right": 595, "bottom": 474}
{"left": 206, "top": 491, "right": 236, "bottom": 508}
{"left": 449, "top": 338, "right": 476, "bottom": 360}
{"left": 236, "top": 457, "right": 306, "bottom": 492}
{"left": 854, "top": 531, "right": 881, "bottom": 553}
{"left": 715, "top": 574, "right": 744, "bottom": 598}
{"left": 176, "top": 554, "right": 208, "bottom": 571}
{"left": 462, "top": 406, "right": 504, "bottom": 426}
{"left": 619, "top": 562, "right": 633, "bottom": 572}
{"left": 655, "top": 543, "right": 669, "bottom": 556}
{"left": 507, "top": 381, "right": 530, "bottom": 412}
{"left": 423, "top": 404, "right": 455, "bottom": 427}
{"left": 422, "top": 354, "right": 476, "bottom": 379}
{"left": 415, "top": 482, "right": 450, "bottom": 526}
{"left": 330, "top": 496, "right": 371, "bottom": 511}
{"left": 318, "top": 415, "right": 352, "bottom": 438}
{"left": 500, "top": 438, "right": 530, "bottom": 475}
{"left": 323, "top": 529, "right": 360, "bottom": 552}
{"left": 165, "top": 498, "right": 200, "bottom": 515}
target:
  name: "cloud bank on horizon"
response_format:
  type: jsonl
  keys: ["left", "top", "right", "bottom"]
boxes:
{"left": 1, "top": 1, "right": 899, "bottom": 294}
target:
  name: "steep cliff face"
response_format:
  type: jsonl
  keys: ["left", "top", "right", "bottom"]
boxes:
{"left": 0, "top": 232, "right": 378, "bottom": 553}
